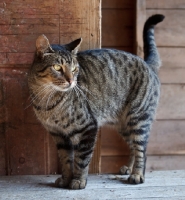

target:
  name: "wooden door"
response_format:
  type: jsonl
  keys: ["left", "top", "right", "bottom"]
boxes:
{"left": 0, "top": 0, "right": 101, "bottom": 175}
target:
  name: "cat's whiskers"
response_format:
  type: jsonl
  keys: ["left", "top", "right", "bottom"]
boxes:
{"left": 31, "top": 84, "right": 51, "bottom": 101}
{"left": 25, "top": 84, "right": 52, "bottom": 110}
{"left": 28, "top": 83, "right": 49, "bottom": 99}
{"left": 46, "top": 88, "right": 57, "bottom": 110}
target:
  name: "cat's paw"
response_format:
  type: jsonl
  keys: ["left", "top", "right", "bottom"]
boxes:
{"left": 69, "top": 179, "right": 87, "bottom": 190}
{"left": 120, "top": 165, "right": 132, "bottom": 175}
{"left": 55, "top": 177, "right": 70, "bottom": 188}
{"left": 128, "top": 174, "right": 145, "bottom": 184}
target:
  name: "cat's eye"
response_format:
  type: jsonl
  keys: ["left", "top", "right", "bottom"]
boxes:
{"left": 71, "top": 66, "right": 76, "bottom": 72}
{"left": 53, "top": 65, "right": 61, "bottom": 71}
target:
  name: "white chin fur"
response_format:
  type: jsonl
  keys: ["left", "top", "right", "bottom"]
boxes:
{"left": 53, "top": 82, "right": 76, "bottom": 92}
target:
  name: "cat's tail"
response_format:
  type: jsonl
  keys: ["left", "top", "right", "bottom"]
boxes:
{"left": 143, "top": 14, "right": 165, "bottom": 72}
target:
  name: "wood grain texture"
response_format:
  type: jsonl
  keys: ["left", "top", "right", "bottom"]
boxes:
{"left": 101, "top": 121, "right": 185, "bottom": 156}
{"left": 136, "top": 0, "right": 146, "bottom": 57}
{"left": 0, "top": 0, "right": 101, "bottom": 175}
{"left": 157, "top": 85, "right": 185, "bottom": 120}
{"left": 147, "top": 10, "right": 185, "bottom": 47}
{"left": 159, "top": 68, "right": 185, "bottom": 84}
{"left": 101, "top": 155, "right": 185, "bottom": 173}
{"left": 1, "top": 171, "right": 185, "bottom": 199}
{"left": 102, "top": 9, "right": 134, "bottom": 47}
{"left": 146, "top": 0, "right": 185, "bottom": 9}
{"left": 102, "top": 0, "right": 134, "bottom": 9}
{"left": 159, "top": 47, "right": 185, "bottom": 69}
{"left": 60, "top": 0, "right": 101, "bottom": 50}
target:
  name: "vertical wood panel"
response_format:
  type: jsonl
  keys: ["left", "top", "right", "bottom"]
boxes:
{"left": 136, "top": 0, "right": 146, "bottom": 57}
{"left": 0, "top": 0, "right": 101, "bottom": 175}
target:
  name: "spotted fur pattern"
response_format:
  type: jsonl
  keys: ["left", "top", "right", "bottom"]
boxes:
{"left": 28, "top": 14, "right": 164, "bottom": 189}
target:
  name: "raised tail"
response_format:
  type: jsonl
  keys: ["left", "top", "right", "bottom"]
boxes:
{"left": 143, "top": 14, "right": 165, "bottom": 72}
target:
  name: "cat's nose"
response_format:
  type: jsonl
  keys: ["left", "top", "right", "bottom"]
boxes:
{"left": 69, "top": 79, "right": 74, "bottom": 85}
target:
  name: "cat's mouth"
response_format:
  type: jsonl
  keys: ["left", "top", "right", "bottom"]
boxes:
{"left": 53, "top": 80, "right": 77, "bottom": 92}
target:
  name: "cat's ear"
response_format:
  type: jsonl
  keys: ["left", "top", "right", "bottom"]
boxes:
{"left": 65, "top": 38, "right": 82, "bottom": 54}
{"left": 36, "top": 34, "right": 54, "bottom": 58}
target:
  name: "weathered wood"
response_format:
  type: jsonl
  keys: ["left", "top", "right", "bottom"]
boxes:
{"left": 159, "top": 68, "right": 185, "bottom": 84}
{"left": 59, "top": 0, "right": 101, "bottom": 50}
{"left": 102, "top": 9, "right": 134, "bottom": 47}
{"left": 89, "top": 130, "right": 101, "bottom": 174}
{"left": 101, "top": 126, "right": 129, "bottom": 156}
{"left": 147, "top": 156, "right": 185, "bottom": 171}
{"left": 0, "top": 79, "right": 6, "bottom": 175}
{"left": 136, "top": 0, "right": 146, "bottom": 57}
{"left": 0, "top": 34, "right": 59, "bottom": 53}
{"left": 101, "top": 155, "right": 185, "bottom": 173}
{"left": 0, "top": 0, "right": 59, "bottom": 16}
{"left": 101, "top": 121, "right": 185, "bottom": 157}
{"left": 1, "top": 171, "right": 185, "bottom": 199}
{"left": 159, "top": 47, "right": 185, "bottom": 69}
{"left": 157, "top": 85, "right": 185, "bottom": 120}
{"left": 147, "top": 10, "right": 185, "bottom": 47}
{"left": 102, "top": 0, "right": 134, "bottom": 9}
{"left": 0, "top": 0, "right": 101, "bottom": 175}
{"left": 146, "top": 0, "right": 185, "bottom": 9}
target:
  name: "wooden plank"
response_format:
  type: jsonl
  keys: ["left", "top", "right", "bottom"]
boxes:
{"left": 149, "top": 120, "right": 185, "bottom": 155}
{"left": 136, "top": 0, "right": 146, "bottom": 57}
{"left": 147, "top": 155, "right": 185, "bottom": 171}
{"left": 101, "top": 126, "right": 129, "bottom": 156}
{"left": 159, "top": 68, "right": 185, "bottom": 84}
{"left": 102, "top": 9, "right": 134, "bottom": 47}
{"left": 101, "top": 155, "right": 185, "bottom": 173}
{"left": 102, "top": 0, "right": 134, "bottom": 9}
{"left": 89, "top": 130, "right": 101, "bottom": 174}
{"left": 101, "top": 46, "right": 134, "bottom": 54}
{"left": 0, "top": 34, "right": 59, "bottom": 53}
{"left": 101, "top": 121, "right": 185, "bottom": 156}
{"left": 0, "top": 0, "right": 59, "bottom": 16}
{"left": 0, "top": 20, "right": 59, "bottom": 35}
{"left": 146, "top": 0, "right": 185, "bottom": 9}
{"left": 0, "top": 79, "right": 6, "bottom": 175}
{"left": 159, "top": 47, "right": 185, "bottom": 68}
{"left": 1, "top": 172, "right": 185, "bottom": 199}
{"left": 6, "top": 53, "right": 34, "bottom": 65}
{"left": 147, "top": 10, "right": 185, "bottom": 47}
{"left": 100, "top": 155, "right": 129, "bottom": 174}
{"left": 59, "top": 0, "right": 101, "bottom": 50}
{"left": 157, "top": 85, "right": 185, "bottom": 120}
{"left": 0, "top": 53, "right": 7, "bottom": 64}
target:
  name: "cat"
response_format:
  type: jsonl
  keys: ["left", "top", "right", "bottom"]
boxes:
{"left": 27, "top": 14, "right": 164, "bottom": 189}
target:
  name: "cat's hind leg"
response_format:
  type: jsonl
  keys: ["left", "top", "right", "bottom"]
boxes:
{"left": 127, "top": 120, "right": 150, "bottom": 184}
{"left": 118, "top": 116, "right": 150, "bottom": 184}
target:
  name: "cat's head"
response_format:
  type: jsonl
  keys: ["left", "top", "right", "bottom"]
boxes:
{"left": 29, "top": 34, "right": 82, "bottom": 92}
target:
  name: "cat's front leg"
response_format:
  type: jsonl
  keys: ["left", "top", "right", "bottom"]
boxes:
{"left": 51, "top": 135, "right": 74, "bottom": 188}
{"left": 55, "top": 148, "right": 73, "bottom": 188}
{"left": 69, "top": 126, "right": 98, "bottom": 189}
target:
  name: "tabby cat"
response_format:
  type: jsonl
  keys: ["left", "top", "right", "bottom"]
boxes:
{"left": 28, "top": 14, "right": 164, "bottom": 189}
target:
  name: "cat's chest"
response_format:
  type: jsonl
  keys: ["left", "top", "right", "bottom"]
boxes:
{"left": 34, "top": 106, "right": 87, "bottom": 134}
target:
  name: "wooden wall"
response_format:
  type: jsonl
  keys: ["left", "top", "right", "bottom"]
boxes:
{"left": 0, "top": 0, "right": 185, "bottom": 176}
{"left": 101, "top": 0, "right": 185, "bottom": 173}
{"left": 0, "top": 0, "right": 101, "bottom": 175}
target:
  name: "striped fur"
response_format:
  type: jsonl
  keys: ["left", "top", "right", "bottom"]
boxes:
{"left": 27, "top": 14, "right": 164, "bottom": 189}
